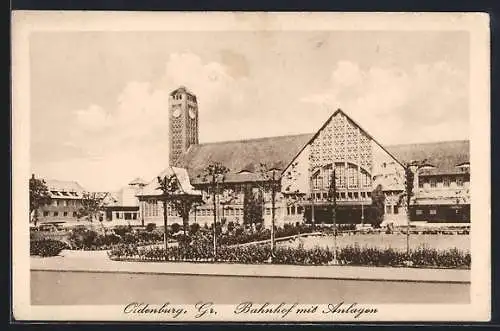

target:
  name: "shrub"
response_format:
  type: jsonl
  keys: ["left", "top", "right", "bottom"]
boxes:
{"left": 113, "top": 225, "right": 132, "bottom": 237}
{"left": 171, "top": 223, "right": 181, "bottom": 234}
{"left": 145, "top": 223, "right": 156, "bottom": 232}
{"left": 68, "top": 228, "right": 99, "bottom": 249}
{"left": 30, "top": 239, "right": 68, "bottom": 257}
{"left": 189, "top": 223, "right": 200, "bottom": 236}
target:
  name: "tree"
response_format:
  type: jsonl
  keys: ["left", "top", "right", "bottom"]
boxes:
{"left": 77, "top": 192, "right": 107, "bottom": 233}
{"left": 257, "top": 162, "right": 282, "bottom": 259}
{"left": 199, "top": 162, "right": 229, "bottom": 260}
{"left": 327, "top": 169, "right": 337, "bottom": 230}
{"left": 157, "top": 174, "right": 180, "bottom": 259}
{"left": 29, "top": 174, "right": 51, "bottom": 226}
{"left": 243, "top": 184, "right": 263, "bottom": 225}
{"left": 369, "top": 184, "right": 385, "bottom": 228}
{"left": 327, "top": 169, "right": 339, "bottom": 264}
{"left": 170, "top": 196, "right": 200, "bottom": 236}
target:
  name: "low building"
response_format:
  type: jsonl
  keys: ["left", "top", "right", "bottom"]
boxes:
{"left": 102, "top": 178, "right": 147, "bottom": 226}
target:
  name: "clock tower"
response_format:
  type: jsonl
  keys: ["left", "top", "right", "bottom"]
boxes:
{"left": 169, "top": 86, "right": 199, "bottom": 167}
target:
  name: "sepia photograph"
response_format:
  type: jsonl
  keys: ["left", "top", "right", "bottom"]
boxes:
{"left": 12, "top": 11, "right": 490, "bottom": 322}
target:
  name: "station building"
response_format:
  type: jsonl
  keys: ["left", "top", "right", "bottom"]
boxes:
{"left": 137, "top": 86, "right": 470, "bottom": 227}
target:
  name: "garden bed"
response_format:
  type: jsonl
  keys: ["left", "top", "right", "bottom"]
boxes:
{"left": 107, "top": 238, "right": 470, "bottom": 270}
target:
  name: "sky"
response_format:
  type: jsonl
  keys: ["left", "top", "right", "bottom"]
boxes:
{"left": 30, "top": 30, "right": 470, "bottom": 192}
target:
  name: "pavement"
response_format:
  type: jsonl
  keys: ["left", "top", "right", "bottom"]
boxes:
{"left": 30, "top": 250, "right": 470, "bottom": 283}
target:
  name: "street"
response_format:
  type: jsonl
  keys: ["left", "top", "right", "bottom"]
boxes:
{"left": 31, "top": 270, "right": 470, "bottom": 305}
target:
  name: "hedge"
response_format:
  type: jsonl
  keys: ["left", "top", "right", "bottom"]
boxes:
{"left": 30, "top": 239, "right": 68, "bottom": 257}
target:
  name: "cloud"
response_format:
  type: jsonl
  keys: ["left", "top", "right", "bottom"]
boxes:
{"left": 41, "top": 52, "right": 250, "bottom": 191}
{"left": 300, "top": 60, "right": 468, "bottom": 144}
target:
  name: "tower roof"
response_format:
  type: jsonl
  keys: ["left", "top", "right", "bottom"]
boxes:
{"left": 169, "top": 86, "right": 194, "bottom": 96}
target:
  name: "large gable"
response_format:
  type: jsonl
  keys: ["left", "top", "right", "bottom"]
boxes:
{"left": 178, "top": 133, "right": 313, "bottom": 185}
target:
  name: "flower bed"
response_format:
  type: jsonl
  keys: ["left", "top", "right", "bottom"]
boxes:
{"left": 30, "top": 239, "right": 69, "bottom": 257}
{"left": 218, "top": 223, "right": 316, "bottom": 246}
{"left": 65, "top": 227, "right": 164, "bottom": 250}
{"left": 107, "top": 237, "right": 470, "bottom": 269}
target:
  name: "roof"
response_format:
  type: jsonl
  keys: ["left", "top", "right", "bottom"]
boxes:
{"left": 169, "top": 86, "right": 194, "bottom": 96}
{"left": 178, "top": 133, "right": 313, "bottom": 185}
{"left": 128, "top": 177, "right": 147, "bottom": 186}
{"left": 385, "top": 140, "right": 470, "bottom": 176}
{"left": 45, "top": 179, "right": 86, "bottom": 193}
{"left": 138, "top": 166, "right": 202, "bottom": 197}
{"left": 177, "top": 136, "right": 469, "bottom": 184}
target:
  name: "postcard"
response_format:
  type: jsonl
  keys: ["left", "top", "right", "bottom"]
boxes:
{"left": 12, "top": 11, "right": 491, "bottom": 322}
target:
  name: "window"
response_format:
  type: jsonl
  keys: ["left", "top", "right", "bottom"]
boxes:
{"left": 297, "top": 206, "right": 303, "bottom": 214}
{"left": 386, "top": 205, "right": 392, "bottom": 214}
{"left": 266, "top": 208, "right": 271, "bottom": 215}
{"left": 362, "top": 171, "right": 371, "bottom": 187}
{"left": 53, "top": 212, "right": 59, "bottom": 217}
{"left": 291, "top": 206, "right": 296, "bottom": 215}
{"left": 336, "top": 164, "right": 346, "bottom": 188}
{"left": 429, "top": 178, "right": 436, "bottom": 188}
{"left": 456, "top": 177, "right": 463, "bottom": 187}
{"left": 443, "top": 177, "right": 450, "bottom": 187}
{"left": 116, "top": 212, "right": 120, "bottom": 219}
{"left": 416, "top": 209, "right": 423, "bottom": 215}
{"left": 418, "top": 178, "right": 424, "bottom": 188}
{"left": 57, "top": 200, "right": 61, "bottom": 206}
{"left": 348, "top": 166, "right": 357, "bottom": 188}
{"left": 63, "top": 212, "right": 68, "bottom": 217}
{"left": 393, "top": 206, "right": 399, "bottom": 214}
{"left": 43, "top": 211, "right": 49, "bottom": 217}
{"left": 322, "top": 192, "right": 328, "bottom": 200}
{"left": 125, "top": 213, "right": 132, "bottom": 220}
{"left": 73, "top": 212, "right": 77, "bottom": 217}
{"left": 313, "top": 175, "right": 323, "bottom": 190}
{"left": 430, "top": 209, "right": 437, "bottom": 215}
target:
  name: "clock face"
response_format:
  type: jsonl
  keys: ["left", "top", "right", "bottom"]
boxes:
{"left": 189, "top": 108, "right": 196, "bottom": 119}
{"left": 172, "top": 107, "right": 181, "bottom": 118}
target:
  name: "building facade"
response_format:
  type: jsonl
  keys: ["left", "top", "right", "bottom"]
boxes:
{"left": 36, "top": 179, "right": 86, "bottom": 225}
{"left": 137, "top": 87, "right": 470, "bottom": 228}
{"left": 102, "top": 178, "right": 147, "bottom": 226}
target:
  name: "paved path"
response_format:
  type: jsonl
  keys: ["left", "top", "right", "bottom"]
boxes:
{"left": 31, "top": 250, "right": 470, "bottom": 283}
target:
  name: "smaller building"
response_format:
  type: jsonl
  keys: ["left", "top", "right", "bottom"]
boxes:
{"left": 36, "top": 179, "right": 86, "bottom": 226}
{"left": 102, "top": 178, "right": 147, "bottom": 226}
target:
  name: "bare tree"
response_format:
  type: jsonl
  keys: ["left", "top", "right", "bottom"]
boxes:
{"left": 77, "top": 192, "right": 107, "bottom": 233}
{"left": 157, "top": 174, "right": 180, "bottom": 259}
{"left": 256, "top": 162, "right": 282, "bottom": 260}
{"left": 200, "top": 162, "right": 229, "bottom": 260}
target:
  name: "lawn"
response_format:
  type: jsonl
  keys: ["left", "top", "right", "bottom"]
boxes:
{"left": 279, "top": 233, "right": 470, "bottom": 252}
